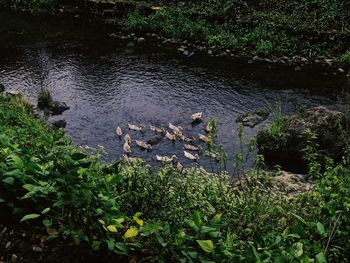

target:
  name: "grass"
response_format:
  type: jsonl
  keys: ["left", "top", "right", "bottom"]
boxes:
{"left": 1, "top": 94, "right": 350, "bottom": 261}
{"left": 122, "top": 0, "right": 346, "bottom": 58}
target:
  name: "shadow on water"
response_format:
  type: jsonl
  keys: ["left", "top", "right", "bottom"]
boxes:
{"left": 0, "top": 10, "right": 349, "bottom": 172}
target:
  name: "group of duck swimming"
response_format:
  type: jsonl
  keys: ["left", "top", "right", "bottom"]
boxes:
{"left": 115, "top": 112, "right": 218, "bottom": 168}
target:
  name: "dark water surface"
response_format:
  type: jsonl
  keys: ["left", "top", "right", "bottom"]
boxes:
{"left": 0, "top": 11, "right": 349, "bottom": 171}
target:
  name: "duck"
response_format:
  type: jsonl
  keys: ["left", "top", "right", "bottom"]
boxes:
{"left": 123, "top": 142, "right": 132, "bottom": 154}
{"left": 206, "top": 151, "right": 220, "bottom": 160}
{"left": 191, "top": 112, "right": 202, "bottom": 122}
{"left": 128, "top": 123, "right": 143, "bottom": 132}
{"left": 169, "top": 123, "right": 183, "bottom": 136}
{"left": 198, "top": 133, "right": 211, "bottom": 142}
{"left": 156, "top": 155, "right": 178, "bottom": 162}
{"left": 176, "top": 161, "right": 184, "bottom": 173}
{"left": 116, "top": 126, "right": 123, "bottom": 137}
{"left": 183, "top": 144, "right": 201, "bottom": 151}
{"left": 204, "top": 122, "right": 213, "bottom": 133}
{"left": 136, "top": 140, "right": 152, "bottom": 151}
{"left": 184, "top": 151, "right": 199, "bottom": 161}
{"left": 165, "top": 131, "right": 176, "bottom": 142}
{"left": 124, "top": 134, "right": 132, "bottom": 144}
{"left": 147, "top": 135, "right": 162, "bottom": 145}
{"left": 180, "top": 135, "right": 195, "bottom": 142}
{"left": 150, "top": 125, "right": 165, "bottom": 134}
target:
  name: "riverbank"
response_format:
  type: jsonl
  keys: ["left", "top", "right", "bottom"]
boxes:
{"left": 1, "top": 0, "right": 350, "bottom": 71}
{"left": 1, "top": 91, "right": 350, "bottom": 261}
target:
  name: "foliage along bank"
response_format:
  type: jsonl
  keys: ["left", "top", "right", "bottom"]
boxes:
{"left": 1, "top": 93, "right": 350, "bottom": 261}
{"left": 2, "top": 0, "right": 350, "bottom": 63}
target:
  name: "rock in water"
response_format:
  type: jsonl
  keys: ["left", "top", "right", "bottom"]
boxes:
{"left": 51, "top": 119, "right": 66, "bottom": 129}
{"left": 236, "top": 109, "right": 269, "bottom": 128}
{"left": 256, "top": 106, "right": 347, "bottom": 173}
{"left": 50, "top": 101, "right": 70, "bottom": 115}
{"left": 0, "top": 83, "right": 5, "bottom": 93}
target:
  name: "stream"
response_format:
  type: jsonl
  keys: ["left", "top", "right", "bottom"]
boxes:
{"left": 0, "top": 10, "right": 349, "bottom": 171}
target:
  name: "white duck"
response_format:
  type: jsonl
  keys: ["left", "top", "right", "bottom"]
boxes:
{"left": 165, "top": 131, "right": 176, "bottom": 142}
{"left": 123, "top": 142, "right": 132, "bottom": 154}
{"left": 124, "top": 134, "right": 132, "bottom": 144}
{"left": 156, "top": 155, "right": 178, "bottom": 162}
{"left": 183, "top": 144, "right": 201, "bottom": 151}
{"left": 192, "top": 112, "right": 202, "bottom": 122}
{"left": 198, "top": 133, "right": 211, "bottom": 142}
{"left": 128, "top": 123, "right": 143, "bottom": 132}
{"left": 136, "top": 140, "right": 152, "bottom": 151}
{"left": 116, "top": 126, "right": 123, "bottom": 137}
{"left": 184, "top": 151, "right": 199, "bottom": 161}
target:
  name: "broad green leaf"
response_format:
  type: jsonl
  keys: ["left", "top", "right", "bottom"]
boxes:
{"left": 114, "top": 242, "right": 128, "bottom": 255}
{"left": 196, "top": 240, "right": 214, "bottom": 253}
{"left": 141, "top": 223, "right": 162, "bottom": 236}
{"left": 186, "top": 220, "right": 200, "bottom": 232}
{"left": 251, "top": 246, "right": 262, "bottom": 262}
{"left": 210, "top": 213, "right": 222, "bottom": 225}
{"left": 106, "top": 239, "right": 115, "bottom": 250}
{"left": 41, "top": 207, "right": 50, "bottom": 214}
{"left": 134, "top": 212, "right": 142, "bottom": 218}
{"left": 193, "top": 211, "right": 202, "bottom": 227}
{"left": 124, "top": 227, "right": 138, "bottom": 239}
{"left": 22, "top": 184, "right": 35, "bottom": 191}
{"left": 0, "top": 198, "right": 5, "bottom": 203}
{"left": 200, "top": 226, "right": 217, "bottom": 234}
{"left": 98, "top": 219, "right": 106, "bottom": 225}
{"left": 107, "top": 225, "right": 118, "bottom": 233}
{"left": 291, "top": 213, "right": 307, "bottom": 225}
{"left": 294, "top": 242, "right": 303, "bottom": 258}
{"left": 20, "top": 213, "right": 40, "bottom": 222}
{"left": 92, "top": 241, "right": 101, "bottom": 251}
{"left": 315, "top": 252, "right": 327, "bottom": 263}
{"left": 316, "top": 222, "right": 326, "bottom": 236}
{"left": 3, "top": 177, "right": 14, "bottom": 185}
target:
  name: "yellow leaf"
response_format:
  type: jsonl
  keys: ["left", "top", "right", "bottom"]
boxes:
{"left": 47, "top": 228, "right": 58, "bottom": 236}
{"left": 124, "top": 227, "right": 138, "bottom": 239}
{"left": 107, "top": 225, "right": 118, "bottom": 233}
{"left": 134, "top": 217, "right": 144, "bottom": 226}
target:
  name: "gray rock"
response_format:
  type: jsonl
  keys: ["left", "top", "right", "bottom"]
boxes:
{"left": 11, "top": 254, "right": 18, "bottom": 263}
{"left": 257, "top": 106, "right": 347, "bottom": 173}
{"left": 126, "top": 42, "right": 135, "bottom": 48}
{"left": 324, "top": 59, "right": 333, "bottom": 66}
{"left": 6, "top": 90, "right": 20, "bottom": 96}
{"left": 50, "top": 101, "right": 70, "bottom": 115}
{"left": 236, "top": 109, "right": 269, "bottom": 128}
{"left": 0, "top": 83, "right": 4, "bottom": 93}
{"left": 137, "top": 37, "right": 146, "bottom": 43}
{"left": 51, "top": 119, "right": 66, "bottom": 129}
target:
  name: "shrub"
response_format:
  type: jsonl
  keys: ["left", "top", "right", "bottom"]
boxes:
{"left": 340, "top": 49, "right": 350, "bottom": 64}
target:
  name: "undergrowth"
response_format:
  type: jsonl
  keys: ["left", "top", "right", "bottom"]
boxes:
{"left": 1, "top": 95, "right": 350, "bottom": 261}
